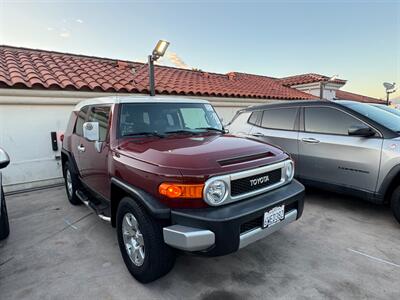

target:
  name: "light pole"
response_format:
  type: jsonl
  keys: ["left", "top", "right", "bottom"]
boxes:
{"left": 148, "top": 40, "right": 170, "bottom": 96}
{"left": 319, "top": 75, "right": 338, "bottom": 100}
{"left": 383, "top": 82, "right": 396, "bottom": 106}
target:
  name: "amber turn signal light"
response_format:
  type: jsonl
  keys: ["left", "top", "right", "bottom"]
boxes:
{"left": 159, "top": 183, "right": 204, "bottom": 199}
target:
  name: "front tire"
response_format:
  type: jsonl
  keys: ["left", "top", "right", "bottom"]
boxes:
{"left": 116, "top": 197, "right": 175, "bottom": 283}
{"left": 63, "top": 162, "right": 81, "bottom": 205}
{"left": 391, "top": 186, "right": 400, "bottom": 224}
{"left": 0, "top": 188, "right": 10, "bottom": 240}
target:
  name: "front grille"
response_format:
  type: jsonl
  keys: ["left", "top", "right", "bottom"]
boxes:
{"left": 231, "top": 168, "right": 282, "bottom": 197}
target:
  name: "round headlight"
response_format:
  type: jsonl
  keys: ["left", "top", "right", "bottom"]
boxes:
{"left": 286, "top": 161, "right": 294, "bottom": 181}
{"left": 205, "top": 180, "right": 227, "bottom": 205}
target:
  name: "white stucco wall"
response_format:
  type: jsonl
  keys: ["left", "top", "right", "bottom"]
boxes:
{"left": 0, "top": 104, "right": 71, "bottom": 191}
{"left": 291, "top": 82, "right": 344, "bottom": 101}
{"left": 0, "top": 89, "right": 278, "bottom": 192}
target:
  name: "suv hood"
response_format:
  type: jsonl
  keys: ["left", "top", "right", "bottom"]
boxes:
{"left": 117, "top": 134, "right": 287, "bottom": 174}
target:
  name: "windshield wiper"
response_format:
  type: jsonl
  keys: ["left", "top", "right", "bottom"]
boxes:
{"left": 195, "top": 127, "right": 225, "bottom": 133}
{"left": 122, "top": 132, "right": 165, "bottom": 138}
{"left": 164, "top": 130, "right": 199, "bottom": 135}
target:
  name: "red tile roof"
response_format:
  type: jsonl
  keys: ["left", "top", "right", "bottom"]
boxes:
{"left": 335, "top": 90, "right": 384, "bottom": 104}
{"left": 0, "top": 46, "right": 317, "bottom": 100}
{"left": 279, "top": 73, "right": 347, "bottom": 86}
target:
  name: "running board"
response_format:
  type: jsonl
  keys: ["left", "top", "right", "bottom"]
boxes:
{"left": 75, "top": 190, "right": 111, "bottom": 223}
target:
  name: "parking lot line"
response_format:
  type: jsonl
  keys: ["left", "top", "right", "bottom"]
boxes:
{"left": 348, "top": 248, "right": 400, "bottom": 269}
{"left": 64, "top": 218, "right": 78, "bottom": 230}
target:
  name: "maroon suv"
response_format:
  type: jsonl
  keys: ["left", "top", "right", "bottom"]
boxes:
{"left": 62, "top": 96, "right": 305, "bottom": 283}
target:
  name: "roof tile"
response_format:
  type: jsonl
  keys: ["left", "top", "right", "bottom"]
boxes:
{"left": 0, "top": 45, "right": 317, "bottom": 100}
{"left": 279, "top": 73, "right": 347, "bottom": 86}
{"left": 335, "top": 90, "right": 384, "bottom": 104}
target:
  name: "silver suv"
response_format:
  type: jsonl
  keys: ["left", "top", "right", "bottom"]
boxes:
{"left": 227, "top": 100, "right": 400, "bottom": 223}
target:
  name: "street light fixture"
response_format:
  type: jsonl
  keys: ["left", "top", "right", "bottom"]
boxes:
{"left": 383, "top": 82, "right": 396, "bottom": 106}
{"left": 148, "top": 40, "right": 170, "bottom": 96}
{"left": 152, "top": 40, "right": 170, "bottom": 59}
{"left": 320, "top": 75, "right": 338, "bottom": 100}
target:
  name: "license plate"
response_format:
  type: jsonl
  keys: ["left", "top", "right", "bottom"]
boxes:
{"left": 263, "top": 205, "right": 285, "bottom": 228}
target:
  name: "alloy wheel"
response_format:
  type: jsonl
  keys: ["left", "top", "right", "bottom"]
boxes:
{"left": 122, "top": 213, "right": 145, "bottom": 266}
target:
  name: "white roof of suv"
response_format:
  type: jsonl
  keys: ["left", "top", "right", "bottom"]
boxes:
{"left": 73, "top": 95, "right": 210, "bottom": 111}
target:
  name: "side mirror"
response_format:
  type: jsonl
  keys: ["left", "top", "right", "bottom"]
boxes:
{"left": 348, "top": 125, "right": 375, "bottom": 137}
{"left": 83, "top": 122, "right": 100, "bottom": 141}
{"left": 0, "top": 148, "right": 10, "bottom": 169}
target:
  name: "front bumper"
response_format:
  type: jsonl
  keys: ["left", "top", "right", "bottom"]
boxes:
{"left": 163, "top": 179, "right": 305, "bottom": 256}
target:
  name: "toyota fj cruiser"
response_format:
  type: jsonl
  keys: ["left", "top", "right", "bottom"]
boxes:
{"left": 62, "top": 96, "right": 305, "bottom": 283}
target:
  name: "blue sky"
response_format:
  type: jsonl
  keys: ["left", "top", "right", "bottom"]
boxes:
{"left": 1, "top": 0, "right": 399, "bottom": 99}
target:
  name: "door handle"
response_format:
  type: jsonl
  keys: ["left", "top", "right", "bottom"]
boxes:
{"left": 302, "top": 138, "right": 320, "bottom": 144}
{"left": 252, "top": 132, "right": 265, "bottom": 137}
{"left": 77, "top": 145, "right": 86, "bottom": 152}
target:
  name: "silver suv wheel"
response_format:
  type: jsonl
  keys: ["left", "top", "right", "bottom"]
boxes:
{"left": 122, "top": 213, "right": 145, "bottom": 266}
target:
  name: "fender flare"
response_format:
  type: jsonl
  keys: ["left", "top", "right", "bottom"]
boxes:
{"left": 110, "top": 177, "right": 170, "bottom": 224}
{"left": 378, "top": 164, "right": 400, "bottom": 201}
{"left": 61, "top": 149, "right": 80, "bottom": 176}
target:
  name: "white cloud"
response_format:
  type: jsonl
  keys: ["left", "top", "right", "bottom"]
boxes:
{"left": 165, "top": 52, "right": 190, "bottom": 69}
{"left": 60, "top": 31, "right": 71, "bottom": 38}
{"left": 76, "top": 19, "right": 84, "bottom": 24}
{"left": 47, "top": 27, "right": 53, "bottom": 31}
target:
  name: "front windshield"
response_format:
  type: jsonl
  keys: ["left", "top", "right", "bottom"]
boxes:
{"left": 119, "top": 102, "right": 223, "bottom": 137}
{"left": 339, "top": 102, "right": 400, "bottom": 133}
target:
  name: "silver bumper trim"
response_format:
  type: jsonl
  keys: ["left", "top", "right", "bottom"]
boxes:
{"left": 239, "top": 209, "right": 298, "bottom": 249}
{"left": 163, "top": 225, "right": 215, "bottom": 251}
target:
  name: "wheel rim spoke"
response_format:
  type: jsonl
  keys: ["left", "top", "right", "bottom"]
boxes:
{"left": 124, "top": 215, "right": 132, "bottom": 227}
{"left": 138, "top": 248, "right": 145, "bottom": 262}
{"left": 130, "top": 215, "right": 138, "bottom": 229}
{"left": 125, "top": 242, "right": 132, "bottom": 255}
{"left": 130, "top": 245, "right": 138, "bottom": 259}
{"left": 136, "top": 233, "right": 144, "bottom": 246}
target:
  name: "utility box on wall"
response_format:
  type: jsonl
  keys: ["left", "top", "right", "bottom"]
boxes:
{"left": 50, "top": 131, "right": 59, "bottom": 151}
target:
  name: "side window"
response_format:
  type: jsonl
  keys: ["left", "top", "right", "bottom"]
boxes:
{"left": 261, "top": 108, "right": 298, "bottom": 131}
{"left": 248, "top": 111, "right": 262, "bottom": 126}
{"left": 305, "top": 107, "right": 364, "bottom": 135}
{"left": 74, "top": 106, "right": 88, "bottom": 136}
{"left": 87, "top": 105, "right": 111, "bottom": 142}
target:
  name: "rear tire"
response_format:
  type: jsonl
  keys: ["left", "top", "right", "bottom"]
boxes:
{"left": 63, "top": 162, "right": 81, "bottom": 205}
{"left": 116, "top": 197, "right": 175, "bottom": 283}
{"left": 0, "top": 188, "right": 10, "bottom": 240}
{"left": 391, "top": 185, "right": 400, "bottom": 224}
